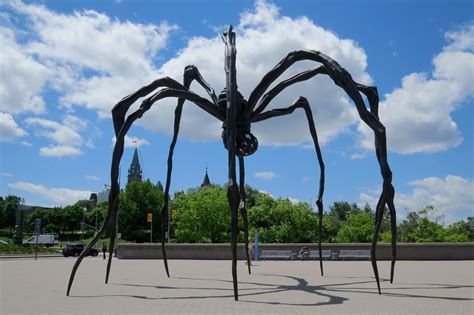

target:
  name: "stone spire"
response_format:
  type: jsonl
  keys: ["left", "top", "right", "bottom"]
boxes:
{"left": 127, "top": 148, "right": 142, "bottom": 183}
{"left": 200, "top": 166, "right": 211, "bottom": 187}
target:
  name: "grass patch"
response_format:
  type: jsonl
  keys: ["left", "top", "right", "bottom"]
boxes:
{"left": 0, "top": 244, "right": 59, "bottom": 255}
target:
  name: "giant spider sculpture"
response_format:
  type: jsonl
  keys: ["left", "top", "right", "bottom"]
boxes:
{"left": 67, "top": 25, "right": 397, "bottom": 301}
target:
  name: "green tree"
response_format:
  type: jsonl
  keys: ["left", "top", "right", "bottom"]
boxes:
{"left": 441, "top": 221, "right": 470, "bottom": 242}
{"left": 397, "top": 205, "right": 463, "bottom": 242}
{"left": 248, "top": 194, "right": 318, "bottom": 243}
{"left": 0, "top": 195, "right": 22, "bottom": 233}
{"left": 55, "top": 205, "right": 81, "bottom": 234}
{"left": 325, "top": 201, "right": 364, "bottom": 242}
{"left": 398, "top": 211, "right": 420, "bottom": 242}
{"left": 0, "top": 197, "right": 4, "bottom": 228}
{"left": 25, "top": 209, "right": 46, "bottom": 234}
{"left": 172, "top": 186, "right": 231, "bottom": 243}
{"left": 74, "top": 199, "right": 92, "bottom": 211}
{"left": 409, "top": 218, "right": 444, "bottom": 242}
{"left": 156, "top": 181, "right": 164, "bottom": 192}
{"left": 25, "top": 207, "right": 67, "bottom": 236}
{"left": 467, "top": 217, "right": 474, "bottom": 241}
{"left": 336, "top": 211, "right": 375, "bottom": 243}
{"left": 85, "top": 202, "right": 108, "bottom": 232}
{"left": 244, "top": 185, "right": 265, "bottom": 209}
{"left": 118, "top": 180, "right": 164, "bottom": 243}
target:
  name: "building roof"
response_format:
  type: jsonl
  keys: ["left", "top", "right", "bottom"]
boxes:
{"left": 131, "top": 148, "right": 140, "bottom": 167}
{"left": 128, "top": 148, "right": 142, "bottom": 182}
{"left": 201, "top": 168, "right": 211, "bottom": 187}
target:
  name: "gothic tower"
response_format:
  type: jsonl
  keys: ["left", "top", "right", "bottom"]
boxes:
{"left": 127, "top": 148, "right": 142, "bottom": 183}
{"left": 200, "top": 167, "right": 211, "bottom": 187}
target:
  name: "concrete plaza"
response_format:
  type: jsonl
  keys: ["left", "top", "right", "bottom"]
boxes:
{"left": 1, "top": 257, "right": 473, "bottom": 314}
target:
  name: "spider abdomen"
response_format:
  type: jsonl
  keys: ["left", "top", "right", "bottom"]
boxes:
{"left": 218, "top": 90, "right": 259, "bottom": 157}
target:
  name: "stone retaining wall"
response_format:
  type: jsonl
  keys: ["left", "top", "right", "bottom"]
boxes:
{"left": 116, "top": 242, "right": 474, "bottom": 260}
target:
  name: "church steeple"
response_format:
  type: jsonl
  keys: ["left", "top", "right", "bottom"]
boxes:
{"left": 200, "top": 166, "right": 211, "bottom": 187}
{"left": 128, "top": 148, "right": 142, "bottom": 183}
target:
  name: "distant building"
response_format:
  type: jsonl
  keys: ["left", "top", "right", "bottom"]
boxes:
{"left": 97, "top": 189, "right": 110, "bottom": 204}
{"left": 88, "top": 193, "right": 98, "bottom": 209}
{"left": 201, "top": 167, "right": 211, "bottom": 187}
{"left": 88, "top": 148, "right": 142, "bottom": 210}
{"left": 127, "top": 148, "right": 143, "bottom": 183}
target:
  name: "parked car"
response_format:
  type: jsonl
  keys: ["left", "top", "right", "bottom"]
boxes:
{"left": 23, "top": 234, "right": 59, "bottom": 247}
{"left": 62, "top": 243, "right": 98, "bottom": 257}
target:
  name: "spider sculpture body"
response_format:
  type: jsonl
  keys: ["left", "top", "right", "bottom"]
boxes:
{"left": 67, "top": 25, "right": 397, "bottom": 301}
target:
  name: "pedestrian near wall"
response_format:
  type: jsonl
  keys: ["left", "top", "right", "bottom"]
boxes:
{"left": 102, "top": 242, "right": 107, "bottom": 260}
{"left": 246, "top": 240, "right": 254, "bottom": 266}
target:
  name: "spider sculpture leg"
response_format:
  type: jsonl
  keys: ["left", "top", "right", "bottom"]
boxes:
{"left": 222, "top": 25, "right": 241, "bottom": 301}
{"left": 357, "top": 83, "right": 397, "bottom": 284}
{"left": 67, "top": 106, "right": 140, "bottom": 295}
{"left": 106, "top": 85, "right": 220, "bottom": 287}
{"left": 323, "top": 60, "right": 395, "bottom": 295}
{"left": 238, "top": 156, "right": 252, "bottom": 274}
{"left": 67, "top": 80, "right": 223, "bottom": 296}
{"left": 227, "top": 161, "right": 240, "bottom": 302}
{"left": 246, "top": 49, "right": 396, "bottom": 294}
{"left": 387, "top": 190, "right": 397, "bottom": 283}
{"left": 161, "top": 65, "right": 219, "bottom": 277}
{"left": 252, "top": 96, "right": 325, "bottom": 276}
{"left": 245, "top": 54, "right": 333, "bottom": 277}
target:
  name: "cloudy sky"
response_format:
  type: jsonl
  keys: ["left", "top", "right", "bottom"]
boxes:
{"left": 0, "top": 0, "right": 473, "bottom": 224}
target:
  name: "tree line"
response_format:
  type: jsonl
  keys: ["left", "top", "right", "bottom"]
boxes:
{"left": 2, "top": 180, "right": 472, "bottom": 243}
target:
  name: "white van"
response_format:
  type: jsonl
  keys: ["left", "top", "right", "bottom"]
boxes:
{"left": 23, "top": 234, "right": 59, "bottom": 247}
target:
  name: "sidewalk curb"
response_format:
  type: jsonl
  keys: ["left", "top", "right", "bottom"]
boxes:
{"left": 0, "top": 254, "right": 63, "bottom": 259}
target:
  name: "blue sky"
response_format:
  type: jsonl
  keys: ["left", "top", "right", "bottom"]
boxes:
{"left": 0, "top": 0, "right": 473, "bottom": 224}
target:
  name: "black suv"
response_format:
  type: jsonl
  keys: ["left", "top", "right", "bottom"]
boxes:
{"left": 62, "top": 243, "right": 98, "bottom": 257}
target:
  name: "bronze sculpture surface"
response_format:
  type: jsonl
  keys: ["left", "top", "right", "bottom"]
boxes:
{"left": 67, "top": 25, "right": 397, "bottom": 301}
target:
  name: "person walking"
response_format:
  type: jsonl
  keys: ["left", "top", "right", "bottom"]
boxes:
{"left": 102, "top": 242, "right": 107, "bottom": 260}
{"left": 246, "top": 239, "right": 254, "bottom": 266}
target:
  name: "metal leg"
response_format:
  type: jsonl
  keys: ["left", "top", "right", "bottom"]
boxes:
{"left": 238, "top": 156, "right": 252, "bottom": 274}
{"left": 105, "top": 213, "right": 118, "bottom": 284}
{"left": 252, "top": 96, "right": 325, "bottom": 277}
{"left": 387, "top": 186, "right": 397, "bottom": 283}
{"left": 161, "top": 65, "right": 219, "bottom": 277}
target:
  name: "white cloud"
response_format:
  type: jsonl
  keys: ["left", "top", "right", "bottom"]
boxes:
{"left": 445, "top": 24, "right": 474, "bottom": 51}
{"left": 24, "top": 114, "right": 99, "bottom": 156}
{"left": 358, "top": 23, "right": 474, "bottom": 154}
{"left": 350, "top": 152, "right": 368, "bottom": 160}
{"left": 124, "top": 135, "right": 150, "bottom": 148}
{"left": 360, "top": 175, "right": 474, "bottom": 224}
{"left": 63, "top": 114, "right": 89, "bottom": 130}
{"left": 0, "top": 27, "right": 49, "bottom": 115}
{"left": 1, "top": 172, "right": 13, "bottom": 177}
{"left": 112, "top": 135, "right": 150, "bottom": 148}
{"left": 8, "top": 181, "right": 92, "bottom": 206}
{"left": 302, "top": 176, "right": 311, "bottom": 183}
{"left": 3, "top": 0, "right": 370, "bottom": 149}
{"left": 3, "top": 0, "right": 176, "bottom": 117}
{"left": 40, "top": 145, "right": 83, "bottom": 157}
{"left": 85, "top": 175, "right": 100, "bottom": 181}
{"left": 254, "top": 171, "right": 278, "bottom": 180}
{"left": 25, "top": 117, "right": 83, "bottom": 146}
{"left": 0, "top": 112, "right": 28, "bottom": 141}
{"left": 136, "top": 0, "right": 370, "bottom": 146}
{"left": 5, "top": 0, "right": 471, "bottom": 156}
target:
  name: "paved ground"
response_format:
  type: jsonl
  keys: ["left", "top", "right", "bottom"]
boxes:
{"left": 1, "top": 257, "right": 473, "bottom": 314}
